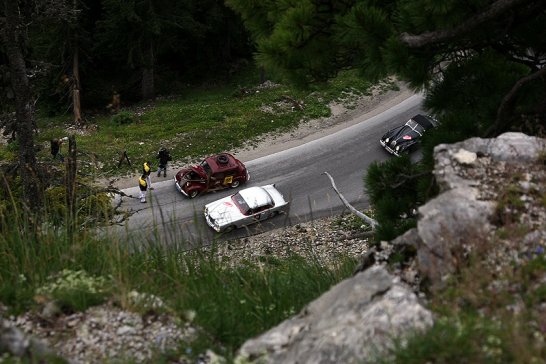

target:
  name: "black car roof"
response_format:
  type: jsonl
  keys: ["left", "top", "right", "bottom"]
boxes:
{"left": 412, "top": 114, "right": 436, "bottom": 129}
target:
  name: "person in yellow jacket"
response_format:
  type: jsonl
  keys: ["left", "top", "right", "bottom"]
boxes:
{"left": 142, "top": 161, "right": 153, "bottom": 189}
{"left": 138, "top": 174, "right": 148, "bottom": 203}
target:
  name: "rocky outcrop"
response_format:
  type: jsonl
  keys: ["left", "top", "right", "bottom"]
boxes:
{"left": 236, "top": 266, "right": 433, "bottom": 364}
{"left": 235, "top": 132, "right": 546, "bottom": 363}
{"left": 408, "top": 132, "right": 546, "bottom": 289}
{"left": 3, "top": 132, "right": 545, "bottom": 363}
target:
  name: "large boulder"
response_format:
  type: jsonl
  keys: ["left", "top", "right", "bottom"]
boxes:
{"left": 235, "top": 266, "right": 433, "bottom": 364}
{"left": 414, "top": 132, "right": 546, "bottom": 289}
{"left": 236, "top": 132, "right": 546, "bottom": 364}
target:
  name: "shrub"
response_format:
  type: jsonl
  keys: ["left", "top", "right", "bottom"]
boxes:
{"left": 111, "top": 111, "right": 135, "bottom": 125}
{"left": 44, "top": 186, "right": 67, "bottom": 223}
{"left": 80, "top": 192, "right": 113, "bottom": 220}
{"left": 36, "top": 269, "right": 112, "bottom": 313}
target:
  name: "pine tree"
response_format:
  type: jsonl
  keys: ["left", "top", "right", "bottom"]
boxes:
{"left": 228, "top": 0, "right": 546, "bottom": 133}
{"left": 1, "top": 0, "right": 43, "bottom": 210}
{"left": 229, "top": 0, "right": 546, "bottom": 234}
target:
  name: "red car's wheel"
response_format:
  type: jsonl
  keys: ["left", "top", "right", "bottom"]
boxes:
{"left": 188, "top": 190, "right": 199, "bottom": 199}
{"left": 231, "top": 180, "right": 240, "bottom": 188}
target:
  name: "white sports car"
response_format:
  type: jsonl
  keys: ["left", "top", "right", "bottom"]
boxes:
{"left": 204, "top": 184, "right": 289, "bottom": 232}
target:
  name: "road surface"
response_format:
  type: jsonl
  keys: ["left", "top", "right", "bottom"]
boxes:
{"left": 106, "top": 94, "right": 424, "bottom": 247}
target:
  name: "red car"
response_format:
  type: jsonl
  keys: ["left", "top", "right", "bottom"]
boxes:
{"left": 174, "top": 153, "right": 250, "bottom": 198}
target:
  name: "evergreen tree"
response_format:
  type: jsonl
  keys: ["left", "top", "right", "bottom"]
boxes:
{"left": 228, "top": 0, "right": 546, "bottom": 237}
{"left": 95, "top": 0, "right": 165, "bottom": 100}
{"left": 30, "top": 0, "right": 89, "bottom": 122}
{"left": 228, "top": 0, "right": 546, "bottom": 133}
{"left": 94, "top": 0, "right": 251, "bottom": 100}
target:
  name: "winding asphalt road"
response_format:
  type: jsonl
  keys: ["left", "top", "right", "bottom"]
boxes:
{"left": 107, "top": 94, "right": 424, "bottom": 247}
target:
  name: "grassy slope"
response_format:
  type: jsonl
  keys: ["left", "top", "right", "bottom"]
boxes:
{"left": 0, "top": 69, "right": 387, "bottom": 361}
{"left": 17, "top": 68, "right": 394, "bottom": 181}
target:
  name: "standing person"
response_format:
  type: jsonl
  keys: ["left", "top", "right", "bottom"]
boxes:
{"left": 50, "top": 136, "right": 68, "bottom": 162}
{"left": 138, "top": 174, "right": 148, "bottom": 203}
{"left": 156, "top": 148, "right": 172, "bottom": 178}
{"left": 143, "top": 160, "right": 152, "bottom": 189}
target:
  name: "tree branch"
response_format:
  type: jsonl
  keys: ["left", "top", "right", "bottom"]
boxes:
{"left": 486, "top": 66, "right": 546, "bottom": 135}
{"left": 400, "top": 0, "right": 532, "bottom": 48}
{"left": 323, "top": 172, "right": 378, "bottom": 229}
{"left": 391, "top": 171, "right": 430, "bottom": 189}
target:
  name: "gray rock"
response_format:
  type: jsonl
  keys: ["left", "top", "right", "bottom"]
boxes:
{"left": 416, "top": 188, "right": 495, "bottom": 289}
{"left": 235, "top": 266, "right": 433, "bottom": 364}
{"left": 1, "top": 318, "right": 53, "bottom": 360}
{"left": 453, "top": 148, "right": 477, "bottom": 165}
{"left": 435, "top": 132, "right": 546, "bottom": 164}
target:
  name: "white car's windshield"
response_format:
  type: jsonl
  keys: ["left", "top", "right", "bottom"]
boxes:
{"left": 232, "top": 193, "right": 251, "bottom": 215}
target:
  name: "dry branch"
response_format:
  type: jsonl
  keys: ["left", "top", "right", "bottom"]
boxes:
{"left": 281, "top": 95, "right": 305, "bottom": 110}
{"left": 323, "top": 172, "right": 378, "bottom": 229}
{"left": 487, "top": 66, "right": 546, "bottom": 135}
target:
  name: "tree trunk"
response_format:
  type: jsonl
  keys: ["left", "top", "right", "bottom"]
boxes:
{"left": 71, "top": 0, "right": 82, "bottom": 124}
{"left": 260, "top": 66, "right": 266, "bottom": 84}
{"left": 72, "top": 41, "right": 83, "bottom": 124}
{"left": 1, "top": 0, "right": 43, "bottom": 210}
{"left": 65, "top": 135, "right": 77, "bottom": 240}
{"left": 141, "top": 41, "right": 155, "bottom": 100}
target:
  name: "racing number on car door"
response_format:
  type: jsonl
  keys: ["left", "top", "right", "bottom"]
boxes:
{"left": 223, "top": 176, "right": 233, "bottom": 184}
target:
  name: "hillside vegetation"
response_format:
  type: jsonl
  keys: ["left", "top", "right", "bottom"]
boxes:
{"left": 0, "top": 71, "right": 391, "bottom": 362}
{"left": 1, "top": 68, "right": 394, "bottom": 183}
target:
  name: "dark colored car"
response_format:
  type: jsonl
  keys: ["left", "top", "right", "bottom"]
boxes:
{"left": 379, "top": 114, "right": 438, "bottom": 156}
{"left": 174, "top": 153, "right": 250, "bottom": 198}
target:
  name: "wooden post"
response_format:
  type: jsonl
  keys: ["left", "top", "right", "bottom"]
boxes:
{"left": 66, "top": 135, "right": 77, "bottom": 239}
{"left": 118, "top": 151, "right": 131, "bottom": 167}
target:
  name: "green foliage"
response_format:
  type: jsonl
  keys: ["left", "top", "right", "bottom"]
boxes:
{"left": 0, "top": 199, "right": 357, "bottom": 357}
{"left": 494, "top": 183, "right": 527, "bottom": 225}
{"left": 332, "top": 213, "right": 374, "bottom": 232}
{"left": 229, "top": 0, "right": 354, "bottom": 85}
{"left": 0, "top": 221, "right": 114, "bottom": 314}
{"left": 36, "top": 269, "right": 112, "bottom": 312}
{"left": 160, "top": 250, "right": 357, "bottom": 353}
{"left": 111, "top": 111, "right": 135, "bottom": 125}
{"left": 365, "top": 155, "right": 429, "bottom": 241}
{"left": 0, "top": 173, "right": 22, "bottom": 212}
{"left": 41, "top": 181, "right": 114, "bottom": 226}
{"left": 79, "top": 192, "right": 113, "bottom": 220}
{"left": 5, "top": 139, "right": 19, "bottom": 153}
{"left": 44, "top": 186, "right": 67, "bottom": 218}
{"left": 381, "top": 315, "right": 517, "bottom": 364}
{"left": 0, "top": 148, "right": 14, "bottom": 162}
{"left": 521, "top": 255, "right": 546, "bottom": 307}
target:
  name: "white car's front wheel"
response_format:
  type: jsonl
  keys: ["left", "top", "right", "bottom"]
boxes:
{"left": 223, "top": 225, "right": 235, "bottom": 233}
